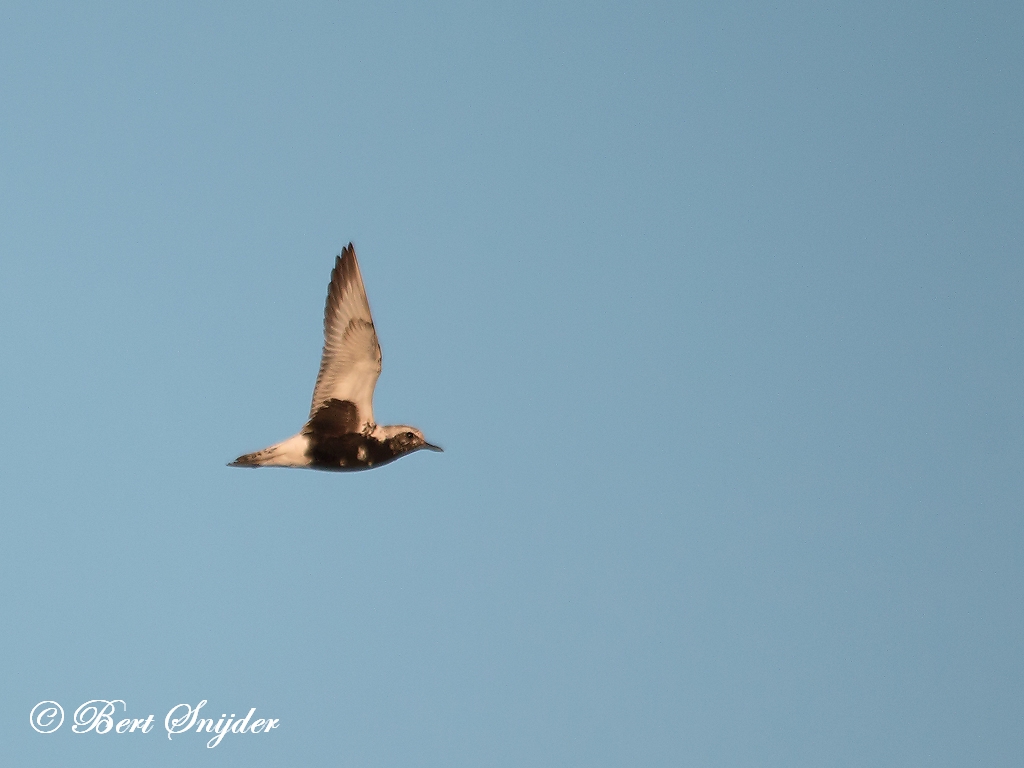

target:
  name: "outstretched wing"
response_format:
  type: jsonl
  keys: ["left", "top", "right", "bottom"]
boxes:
{"left": 309, "top": 244, "right": 382, "bottom": 427}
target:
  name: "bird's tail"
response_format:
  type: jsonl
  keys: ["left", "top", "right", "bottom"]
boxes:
{"left": 228, "top": 434, "right": 308, "bottom": 468}
{"left": 228, "top": 446, "right": 277, "bottom": 467}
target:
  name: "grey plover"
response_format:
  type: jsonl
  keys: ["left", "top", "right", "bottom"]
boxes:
{"left": 230, "top": 244, "right": 442, "bottom": 471}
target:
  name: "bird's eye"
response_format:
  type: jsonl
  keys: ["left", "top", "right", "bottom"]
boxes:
{"left": 405, "top": 432, "right": 414, "bottom": 439}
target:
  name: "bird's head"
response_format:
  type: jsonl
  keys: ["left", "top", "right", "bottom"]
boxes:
{"left": 383, "top": 425, "right": 443, "bottom": 454}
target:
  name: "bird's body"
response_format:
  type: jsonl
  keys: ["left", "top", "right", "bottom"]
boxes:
{"left": 230, "top": 244, "right": 441, "bottom": 471}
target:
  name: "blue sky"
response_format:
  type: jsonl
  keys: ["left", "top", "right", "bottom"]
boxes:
{"left": 1, "top": 1, "right": 1022, "bottom": 765}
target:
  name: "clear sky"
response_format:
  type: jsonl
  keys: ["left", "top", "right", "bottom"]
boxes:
{"left": 1, "top": 1, "right": 1022, "bottom": 765}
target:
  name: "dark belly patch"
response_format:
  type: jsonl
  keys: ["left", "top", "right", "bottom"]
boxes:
{"left": 305, "top": 432, "right": 399, "bottom": 471}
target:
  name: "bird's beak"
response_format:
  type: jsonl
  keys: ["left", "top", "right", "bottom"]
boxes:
{"left": 423, "top": 442, "right": 444, "bottom": 452}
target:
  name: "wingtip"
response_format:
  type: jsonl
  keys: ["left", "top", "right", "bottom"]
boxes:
{"left": 335, "top": 243, "right": 357, "bottom": 275}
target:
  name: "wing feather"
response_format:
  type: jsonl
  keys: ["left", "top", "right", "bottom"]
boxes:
{"left": 309, "top": 244, "right": 382, "bottom": 426}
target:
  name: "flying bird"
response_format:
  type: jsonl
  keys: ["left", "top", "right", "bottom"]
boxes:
{"left": 230, "top": 243, "right": 442, "bottom": 471}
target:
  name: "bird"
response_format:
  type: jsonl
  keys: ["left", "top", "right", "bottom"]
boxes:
{"left": 230, "top": 243, "right": 442, "bottom": 471}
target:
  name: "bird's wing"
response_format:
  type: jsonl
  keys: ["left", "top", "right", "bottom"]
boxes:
{"left": 309, "top": 244, "right": 382, "bottom": 426}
